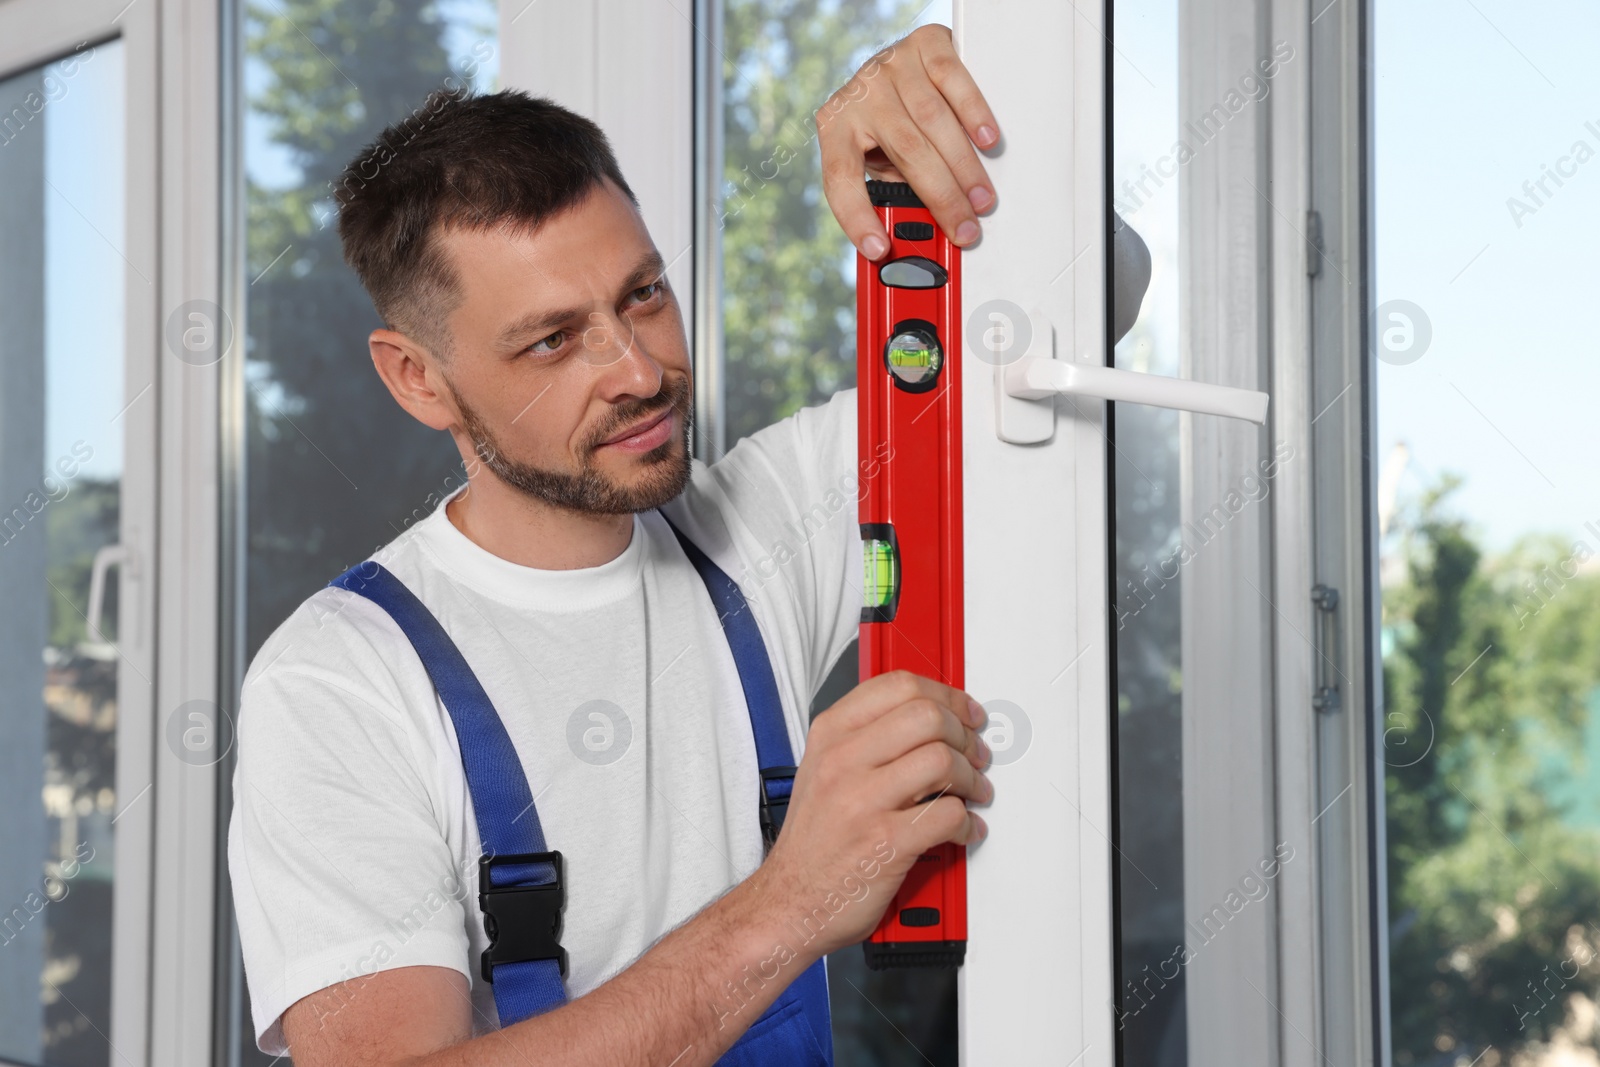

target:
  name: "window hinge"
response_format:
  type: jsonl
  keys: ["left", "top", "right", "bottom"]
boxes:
{"left": 1306, "top": 210, "right": 1324, "bottom": 278}
{"left": 1312, "top": 583, "right": 1341, "bottom": 713}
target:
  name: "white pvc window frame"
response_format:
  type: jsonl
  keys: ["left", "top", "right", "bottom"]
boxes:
{"left": 1307, "top": 0, "right": 1388, "bottom": 1061}
{"left": 0, "top": 0, "right": 223, "bottom": 1064}
{"left": 956, "top": 0, "right": 1381, "bottom": 1061}
{"left": 952, "top": 0, "right": 1117, "bottom": 1059}
{"left": 0, "top": 3, "right": 157, "bottom": 1064}
{"left": 1175, "top": 0, "right": 1305, "bottom": 1059}
{"left": 1175, "top": 0, "right": 1384, "bottom": 1063}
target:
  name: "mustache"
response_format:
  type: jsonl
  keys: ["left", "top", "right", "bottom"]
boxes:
{"left": 587, "top": 375, "right": 692, "bottom": 451}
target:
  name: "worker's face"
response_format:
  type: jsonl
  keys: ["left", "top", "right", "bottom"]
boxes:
{"left": 432, "top": 177, "right": 693, "bottom": 515}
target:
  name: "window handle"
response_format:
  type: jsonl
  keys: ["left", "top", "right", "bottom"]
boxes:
{"left": 1005, "top": 357, "right": 1269, "bottom": 423}
{"left": 992, "top": 308, "right": 1269, "bottom": 443}
{"left": 84, "top": 544, "right": 134, "bottom": 654}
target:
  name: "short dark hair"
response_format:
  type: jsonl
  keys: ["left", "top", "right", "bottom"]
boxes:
{"left": 335, "top": 86, "right": 639, "bottom": 358}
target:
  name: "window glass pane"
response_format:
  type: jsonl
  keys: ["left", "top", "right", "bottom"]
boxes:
{"left": 242, "top": 0, "right": 498, "bottom": 653}
{"left": 0, "top": 38, "right": 126, "bottom": 1067}
{"left": 718, "top": 2, "right": 958, "bottom": 1061}
{"left": 1375, "top": 4, "right": 1600, "bottom": 1063}
{"left": 237, "top": 2, "right": 497, "bottom": 1060}
{"left": 1110, "top": 1, "right": 1187, "bottom": 1063}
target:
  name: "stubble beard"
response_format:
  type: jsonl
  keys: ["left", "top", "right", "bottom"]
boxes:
{"left": 453, "top": 373, "right": 694, "bottom": 516}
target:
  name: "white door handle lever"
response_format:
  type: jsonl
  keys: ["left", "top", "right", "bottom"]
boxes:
{"left": 990, "top": 306, "right": 1269, "bottom": 444}
{"left": 1004, "top": 357, "right": 1269, "bottom": 424}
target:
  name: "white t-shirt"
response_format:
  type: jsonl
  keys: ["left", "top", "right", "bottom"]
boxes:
{"left": 227, "top": 388, "right": 861, "bottom": 1055}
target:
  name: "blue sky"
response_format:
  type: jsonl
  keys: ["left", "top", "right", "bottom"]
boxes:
{"left": 1112, "top": 0, "right": 1599, "bottom": 555}
{"left": 40, "top": 38, "right": 127, "bottom": 482}
{"left": 1373, "top": 0, "right": 1600, "bottom": 553}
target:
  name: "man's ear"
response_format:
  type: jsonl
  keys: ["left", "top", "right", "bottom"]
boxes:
{"left": 370, "top": 328, "right": 457, "bottom": 432}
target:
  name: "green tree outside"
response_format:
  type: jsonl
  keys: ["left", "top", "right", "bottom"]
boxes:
{"left": 244, "top": 0, "right": 494, "bottom": 652}
{"left": 721, "top": 0, "right": 929, "bottom": 443}
{"left": 1383, "top": 477, "right": 1600, "bottom": 1064}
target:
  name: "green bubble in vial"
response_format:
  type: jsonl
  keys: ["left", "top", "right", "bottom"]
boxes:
{"left": 886, "top": 329, "right": 941, "bottom": 385}
{"left": 863, "top": 538, "right": 898, "bottom": 609}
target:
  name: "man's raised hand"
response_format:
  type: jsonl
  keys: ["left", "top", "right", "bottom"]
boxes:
{"left": 816, "top": 24, "right": 1000, "bottom": 262}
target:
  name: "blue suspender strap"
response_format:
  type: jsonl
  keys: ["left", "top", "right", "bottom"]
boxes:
{"left": 656, "top": 512, "right": 833, "bottom": 1066}
{"left": 656, "top": 511, "right": 799, "bottom": 849}
{"left": 328, "top": 562, "right": 568, "bottom": 1027}
{"left": 332, "top": 533, "right": 830, "bottom": 1063}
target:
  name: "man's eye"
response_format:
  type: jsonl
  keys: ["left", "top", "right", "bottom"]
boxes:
{"left": 527, "top": 331, "right": 564, "bottom": 356}
{"left": 630, "top": 281, "right": 664, "bottom": 304}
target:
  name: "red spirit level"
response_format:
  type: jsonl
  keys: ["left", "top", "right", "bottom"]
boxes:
{"left": 857, "top": 180, "right": 966, "bottom": 970}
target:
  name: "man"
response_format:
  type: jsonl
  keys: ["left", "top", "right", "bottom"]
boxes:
{"left": 229, "top": 24, "right": 1145, "bottom": 1066}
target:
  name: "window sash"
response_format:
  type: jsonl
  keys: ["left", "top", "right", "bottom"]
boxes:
{"left": 953, "top": 0, "right": 1117, "bottom": 1056}
{"left": 0, "top": 0, "right": 170, "bottom": 1063}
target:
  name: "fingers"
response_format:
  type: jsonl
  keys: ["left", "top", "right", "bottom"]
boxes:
{"left": 816, "top": 38, "right": 901, "bottom": 258}
{"left": 867, "top": 88, "right": 979, "bottom": 248}
{"left": 916, "top": 25, "right": 1001, "bottom": 158}
{"left": 895, "top": 76, "right": 994, "bottom": 212}
{"left": 860, "top": 146, "right": 905, "bottom": 184}
{"left": 801, "top": 670, "right": 993, "bottom": 856}
{"left": 894, "top": 30, "right": 999, "bottom": 244}
{"left": 848, "top": 694, "right": 988, "bottom": 774}
{"left": 816, "top": 24, "right": 1001, "bottom": 262}
{"left": 818, "top": 141, "right": 891, "bottom": 260}
{"left": 824, "top": 670, "right": 983, "bottom": 736}
{"left": 877, "top": 738, "right": 990, "bottom": 812}
{"left": 895, "top": 793, "right": 988, "bottom": 852}
{"left": 843, "top": 698, "right": 993, "bottom": 811}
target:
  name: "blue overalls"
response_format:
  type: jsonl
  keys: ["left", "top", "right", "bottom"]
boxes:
{"left": 329, "top": 510, "right": 833, "bottom": 1065}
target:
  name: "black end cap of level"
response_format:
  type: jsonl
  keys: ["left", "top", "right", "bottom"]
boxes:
{"left": 867, "top": 180, "right": 925, "bottom": 208}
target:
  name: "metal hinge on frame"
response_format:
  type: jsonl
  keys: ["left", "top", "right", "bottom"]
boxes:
{"left": 1312, "top": 583, "right": 1341, "bottom": 713}
{"left": 1306, "top": 209, "right": 1325, "bottom": 278}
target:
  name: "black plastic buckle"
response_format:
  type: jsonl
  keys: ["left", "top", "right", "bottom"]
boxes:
{"left": 759, "top": 766, "right": 798, "bottom": 850}
{"left": 478, "top": 850, "right": 568, "bottom": 983}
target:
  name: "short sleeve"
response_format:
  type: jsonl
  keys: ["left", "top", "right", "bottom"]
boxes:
{"left": 228, "top": 646, "right": 473, "bottom": 1056}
